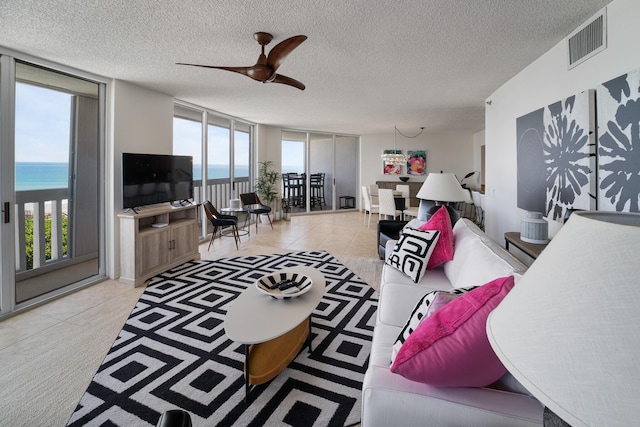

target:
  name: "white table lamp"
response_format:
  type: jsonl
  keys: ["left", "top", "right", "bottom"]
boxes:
{"left": 487, "top": 211, "right": 640, "bottom": 426}
{"left": 416, "top": 172, "right": 468, "bottom": 222}
{"left": 416, "top": 172, "right": 468, "bottom": 202}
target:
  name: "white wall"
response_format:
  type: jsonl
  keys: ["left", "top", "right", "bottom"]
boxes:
{"left": 485, "top": 0, "right": 640, "bottom": 244}
{"left": 359, "top": 131, "right": 475, "bottom": 207}
{"left": 473, "top": 130, "right": 485, "bottom": 190}
{"left": 255, "top": 124, "right": 282, "bottom": 173}
{"left": 108, "top": 80, "right": 174, "bottom": 279}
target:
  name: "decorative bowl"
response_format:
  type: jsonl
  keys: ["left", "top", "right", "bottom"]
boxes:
{"left": 399, "top": 177, "right": 409, "bottom": 182}
{"left": 255, "top": 271, "right": 313, "bottom": 299}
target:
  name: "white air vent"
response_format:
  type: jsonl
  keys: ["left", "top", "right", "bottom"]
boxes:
{"left": 567, "top": 8, "right": 607, "bottom": 69}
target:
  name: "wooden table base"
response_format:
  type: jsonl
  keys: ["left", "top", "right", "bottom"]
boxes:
{"left": 243, "top": 317, "right": 313, "bottom": 402}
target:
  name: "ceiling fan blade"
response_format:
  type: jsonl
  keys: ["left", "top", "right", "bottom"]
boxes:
{"left": 176, "top": 63, "right": 254, "bottom": 77}
{"left": 270, "top": 73, "right": 306, "bottom": 91}
{"left": 266, "top": 35, "right": 307, "bottom": 72}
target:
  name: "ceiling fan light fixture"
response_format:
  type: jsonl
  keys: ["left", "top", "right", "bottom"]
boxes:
{"left": 176, "top": 32, "right": 307, "bottom": 90}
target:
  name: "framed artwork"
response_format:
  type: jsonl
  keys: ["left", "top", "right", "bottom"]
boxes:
{"left": 516, "top": 90, "right": 596, "bottom": 221}
{"left": 406, "top": 150, "right": 426, "bottom": 175}
{"left": 597, "top": 69, "right": 640, "bottom": 212}
{"left": 382, "top": 150, "right": 402, "bottom": 174}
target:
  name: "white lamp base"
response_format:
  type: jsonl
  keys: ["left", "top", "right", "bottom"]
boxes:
{"left": 521, "top": 211, "right": 549, "bottom": 244}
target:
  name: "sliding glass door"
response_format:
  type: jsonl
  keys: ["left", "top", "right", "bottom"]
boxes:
{"left": 0, "top": 57, "right": 105, "bottom": 314}
{"left": 281, "top": 130, "right": 358, "bottom": 214}
{"left": 309, "top": 133, "right": 334, "bottom": 210}
{"left": 335, "top": 136, "right": 358, "bottom": 209}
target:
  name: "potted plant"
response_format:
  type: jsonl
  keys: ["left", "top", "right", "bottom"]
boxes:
{"left": 255, "top": 160, "right": 281, "bottom": 220}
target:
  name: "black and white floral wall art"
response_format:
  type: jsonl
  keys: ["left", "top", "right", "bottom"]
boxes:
{"left": 597, "top": 69, "right": 640, "bottom": 212}
{"left": 516, "top": 90, "right": 596, "bottom": 222}
{"left": 517, "top": 108, "right": 546, "bottom": 213}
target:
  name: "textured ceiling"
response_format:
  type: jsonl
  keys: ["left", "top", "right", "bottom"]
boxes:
{"left": 0, "top": 0, "right": 611, "bottom": 135}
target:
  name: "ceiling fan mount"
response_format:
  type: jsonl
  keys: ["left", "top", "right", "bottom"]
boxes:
{"left": 253, "top": 31, "right": 273, "bottom": 46}
{"left": 177, "top": 32, "right": 307, "bottom": 90}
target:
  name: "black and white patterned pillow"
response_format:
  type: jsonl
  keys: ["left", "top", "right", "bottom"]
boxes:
{"left": 390, "top": 286, "right": 478, "bottom": 362}
{"left": 385, "top": 228, "right": 440, "bottom": 283}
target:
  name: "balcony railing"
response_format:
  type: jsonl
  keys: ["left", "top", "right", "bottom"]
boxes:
{"left": 14, "top": 178, "right": 252, "bottom": 272}
{"left": 194, "top": 177, "right": 251, "bottom": 210}
{"left": 15, "top": 188, "right": 69, "bottom": 272}
{"left": 193, "top": 177, "right": 252, "bottom": 236}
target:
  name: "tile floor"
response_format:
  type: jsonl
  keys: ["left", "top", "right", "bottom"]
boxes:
{"left": 0, "top": 210, "right": 382, "bottom": 426}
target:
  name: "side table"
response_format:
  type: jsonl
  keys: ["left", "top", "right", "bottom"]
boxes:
{"left": 339, "top": 195, "right": 355, "bottom": 209}
{"left": 220, "top": 206, "right": 250, "bottom": 236}
{"left": 504, "top": 232, "right": 548, "bottom": 260}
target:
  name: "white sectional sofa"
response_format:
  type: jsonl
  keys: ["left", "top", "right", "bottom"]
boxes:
{"left": 362, "top": 218, "right": 545, "bottom": 426}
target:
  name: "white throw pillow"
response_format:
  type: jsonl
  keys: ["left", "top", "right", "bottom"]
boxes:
{"left": 385, "top": 228, "right": 440, "bottom": 283}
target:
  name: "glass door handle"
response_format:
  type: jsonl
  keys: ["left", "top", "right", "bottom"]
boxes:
{"left": 2, "top": 202, "right": 9, "bottom": 223}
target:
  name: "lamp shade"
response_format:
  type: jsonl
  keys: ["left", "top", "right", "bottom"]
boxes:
{"left": 487, "top": 211, "right": 640, "bottom": 426}
{"left": 416, "top": 172, "right": 467, "bottom": 202}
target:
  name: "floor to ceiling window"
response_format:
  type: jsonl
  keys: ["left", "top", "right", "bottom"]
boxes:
{"left": 234, "top": 122, "right": 251, "bottom": 182}
{"left": 173, "top": 104, "right": 204, "bottom": 237}
{"left": 0, "top": 56, "right": 106, "bottom": 316}
{"left": 173, "top": 102, "right": 254, "bottom": 238}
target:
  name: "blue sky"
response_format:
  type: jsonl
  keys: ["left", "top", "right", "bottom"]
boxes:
{"left": 15, "top": 83, "right": 71, "bottom": 163}
{"left": 173, "top": 117, "right": 249, "bottom": 168}
{"left": 17, "top": 82, "right": 292, "bottom": 173}
{"left": 282, "top": 139, "right": 304, "bottom": 172}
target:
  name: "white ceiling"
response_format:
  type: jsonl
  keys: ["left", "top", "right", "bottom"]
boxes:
{"left": 0, "top": 0, "right": 611, "bottom": 135}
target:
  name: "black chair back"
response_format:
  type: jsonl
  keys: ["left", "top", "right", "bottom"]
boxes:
{"left": 203, "top": 200, "right": 219, "bottom": 220}
{"left": 240, "top": 192, "right": 260, "bottom": 206}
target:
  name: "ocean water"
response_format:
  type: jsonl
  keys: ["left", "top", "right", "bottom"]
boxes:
{"left": 193, "top": 165, "right": 249, "bottom": 180}
{"left": 16, "top": 162, "right": 69, "bottom": 191}
{"left": 15, "top": 162, "right": 248, "bottom": 191}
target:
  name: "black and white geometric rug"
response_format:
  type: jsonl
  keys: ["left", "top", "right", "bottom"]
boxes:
{"left": 67, "top": 250, "right": 377, "bottom": 427}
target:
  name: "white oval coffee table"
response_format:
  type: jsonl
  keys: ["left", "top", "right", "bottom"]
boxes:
{"left": 224, "top": 266, "right": 326, "bottom": 402}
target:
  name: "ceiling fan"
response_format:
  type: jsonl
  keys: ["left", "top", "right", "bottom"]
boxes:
{"left": 177, "top": 32, "right": 307, "bottom": 90}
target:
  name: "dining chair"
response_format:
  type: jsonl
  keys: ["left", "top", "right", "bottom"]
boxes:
{"left": 378, "top": 188, "right": 402, "bottom": 220}
{"left": 203, "top": 200, "right": 239, "bottom": 250}
{"left": 361, "top": 186, "right": 379, "bottom": 228}
{"left": 403, "top": 206, "right": 420, "bottom": 219}
{"left": 240, "top": 192, "right": 273, "bottom": 233}
{"left": 395, "top": 184, "right": 411, "bottom": 208}
{"left": 471, "top": 190, "right": 484, "bottom": 229}
{"left": 369, "top": 184, "right": 379, "bottom": 206}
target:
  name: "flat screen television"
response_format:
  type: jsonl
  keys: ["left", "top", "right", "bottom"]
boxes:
{"left": 122, "top": 153, "right": 194, "bottom": 210}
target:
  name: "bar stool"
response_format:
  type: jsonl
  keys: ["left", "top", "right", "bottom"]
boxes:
{"left": 282, "top": 173, "right": 293, "bottom": 205}
{"left": 310, "top": 173, "right": 326, "bottom": 208}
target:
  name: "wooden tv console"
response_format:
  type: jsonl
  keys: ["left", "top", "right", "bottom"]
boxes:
{"left": 119, "top": 204, "right": 200, "bottom": 287}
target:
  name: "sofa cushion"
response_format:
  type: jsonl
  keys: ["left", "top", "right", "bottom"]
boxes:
{"left": 390, "top": 276, "right": 514, "bottom": 387}
{"left": 377, "top": 274, "right": 452, "bottom": 327}
{"left": 390, "top": 286, "right": 477, "bottom": 362}
{"left": 445, "top": 219, "right": 527, "bottom": 289}
{"left": 369, "top": 323, "right": 403, "bottom": 368}
{"left": 418, "top": 205, "right": 455, "bottom": 269}
{"left": 385, "top": 228, "right": 440, "bottom": 283}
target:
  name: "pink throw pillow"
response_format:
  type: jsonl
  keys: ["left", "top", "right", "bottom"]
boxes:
{"left": 418, "top": 205, "right": 454, "bottom": 269}
{"left": 390, "top": 276, "right": 515, "bottom": 387}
